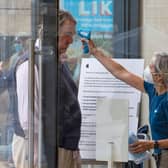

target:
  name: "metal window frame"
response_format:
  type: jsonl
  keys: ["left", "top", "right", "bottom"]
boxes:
{"left": 113, "top": 0, "right": 141, "bottom": 58}
{"left": 30, "top": 0, "right": 59, "bottom": 168}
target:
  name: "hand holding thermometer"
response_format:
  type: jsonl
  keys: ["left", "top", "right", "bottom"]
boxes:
{"left": 77, "top": 30, "right": 91, "bottom": 54}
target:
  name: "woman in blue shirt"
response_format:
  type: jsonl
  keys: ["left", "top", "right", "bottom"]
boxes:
{"left": 85, "top": 39, "right": 168, "bottom": 168}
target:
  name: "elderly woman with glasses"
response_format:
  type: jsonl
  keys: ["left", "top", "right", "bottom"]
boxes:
{"left": 84, "top": 38, "right": 168, "bottom": 168}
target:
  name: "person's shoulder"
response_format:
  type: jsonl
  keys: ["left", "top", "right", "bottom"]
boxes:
{"left": 162, "top": 94, "right": 168, "bottom": 111}
{"left": 144, "top": 80, "right": 154, "bottom": 88}
{"left": 18, "top": 59, "right": 28, "bottom": 67}
{"left": 144, "top": 80, "right": 155, "bottom": 94}
{"left": 16, "top": 60, "right": 29, "bottom": 74}
{"left": 163, "top": 92, "right": 168, "bottom": 102}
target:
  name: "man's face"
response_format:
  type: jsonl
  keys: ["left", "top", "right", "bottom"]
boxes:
{"left": 58, "top": 19, "right": 76, "bottom": 55}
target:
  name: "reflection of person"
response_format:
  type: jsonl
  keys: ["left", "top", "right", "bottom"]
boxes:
{"left": 11, "top": 39, "right": 39, "bottom": 168}
{"left": 58, "top": 10, "right": 81, "bottom": 168}
{"left": 86, "top": 40, "right": 168, "bottom": 168}
{"left": 0, "top": 37, "right": 29, "bottom": 165}
{"left": 9, "top": 37, "right": 27, "bottom": 68}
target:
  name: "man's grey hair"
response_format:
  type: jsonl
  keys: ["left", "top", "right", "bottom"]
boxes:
{"left": 59, "top": 10, "right": 76, "bottom": 27}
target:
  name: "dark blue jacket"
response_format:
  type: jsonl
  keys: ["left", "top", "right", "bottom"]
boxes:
{"left": 58, "top": 63, "right": 81, "bottom": 150}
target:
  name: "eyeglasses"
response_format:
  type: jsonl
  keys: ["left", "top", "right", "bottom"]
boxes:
{"left": 150, "top": 71, "right": 161, "bottom": 73}
{"left": 150, "top": 72, "right": 168, "bottom": 79}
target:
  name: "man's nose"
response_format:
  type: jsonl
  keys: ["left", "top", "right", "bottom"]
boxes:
{"left": 67, "top": 36, "right": 73, "bottom": 45}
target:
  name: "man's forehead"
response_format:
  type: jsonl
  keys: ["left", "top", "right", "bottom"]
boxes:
{"left": 62, "top": 24, "right": 75, "bottom": 30}
{"left": 61, "top": 20, "right": 76, "bottom": 27}
{"left": 60, "top": 20, "right": 76, "bottom": 34}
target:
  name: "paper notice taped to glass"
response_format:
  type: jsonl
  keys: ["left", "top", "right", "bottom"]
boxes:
{"left": 96, "top": 98, "right": 129, "bottom": 162}
{"left": 78, "top": 58, "right": 144, "bottom": 159}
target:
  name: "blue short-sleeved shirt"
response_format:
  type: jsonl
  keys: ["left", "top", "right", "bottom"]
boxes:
{"left": 144, "top": 81, "right": 168, "bottom": 153}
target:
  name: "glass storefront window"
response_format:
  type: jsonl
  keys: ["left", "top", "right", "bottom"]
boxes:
{"left": 0, "top": 0, "right": 139, "bottom": 168}
{"left": 60, "top": 1, "right": 113, "bottom": 167}
{"left": 60, "top": 0, "right": 140, "bottom": 168}
{"left": 1, "top": 0, "right": 168, "bottom": 168}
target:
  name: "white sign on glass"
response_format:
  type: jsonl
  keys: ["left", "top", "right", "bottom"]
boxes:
{"left": 78, "top": 58, "right": 144, "bottom": 159}
{"left": 96, "top": 98, "right": 128, "bottom": 162}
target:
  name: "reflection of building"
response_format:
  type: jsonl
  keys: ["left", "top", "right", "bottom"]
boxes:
{"left": 0, "top": 37, "right": 15, "bottom": 61}
{"left": 0, "top": 0, "right": 31, "bottom": 36}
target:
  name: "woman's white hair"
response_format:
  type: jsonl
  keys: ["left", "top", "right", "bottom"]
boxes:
{"left": 151, "top": 52, "right": 168, "bottom": 83}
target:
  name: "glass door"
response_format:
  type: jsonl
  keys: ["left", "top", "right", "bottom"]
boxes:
{"left": 0, "top": 0, "right": 142, "bottom": 168}
{"left": 60, "top": 0, "right": 141, "bottom": 168}
{"left": 0, "top": 0, "right": 32, "bottom": 168}
{"left": 0, "top": 0, "right": 58, "bottom": 168}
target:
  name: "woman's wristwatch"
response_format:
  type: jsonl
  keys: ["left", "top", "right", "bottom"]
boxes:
{"left": 154, "top": 140, "right": 159, "bottom": 149}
